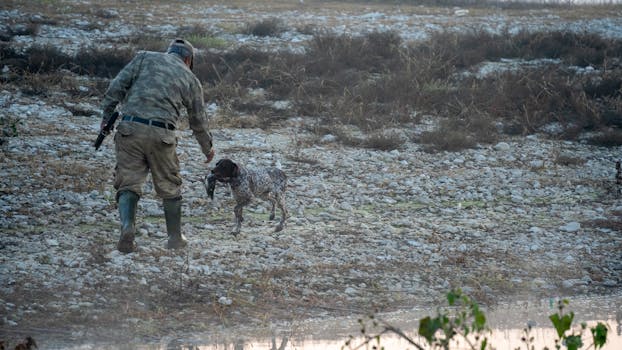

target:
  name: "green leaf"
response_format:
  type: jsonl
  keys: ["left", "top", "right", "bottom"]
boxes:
{"left": 447, "top": 290, "right": 458, "bottom": 306}
{"left": 480, "top": 337, "right": 488, "bottom": 350}
{"left": 591, "top": 322, "right": 608, "bottom": 349}
{"left": 419, "top": 316, "right": 441, "bottom": 343}
{"left": 564, "top": 335, "right": 583, "bottom": 350}
{"left": 475, "top": 310, "right": 486, "bottom": 331}
{"left": 549, "top": 312, "right": 574, "bottom": 338}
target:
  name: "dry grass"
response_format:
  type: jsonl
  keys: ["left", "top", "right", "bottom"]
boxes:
{"left": 554, "top": 153, "right": 587, "bottom": 166}
{"left": 3, "top": 2, "right": 622, "bottom": 151}
{"left": 587, "top": 130, "right": 622, "bottom": 147}
{"left": 418, "top": 119, "right": 477, "bottom": 153}
{"left": 5, "top": 152, "right": 111, "bottom": 193}
{"left": 583, "top": 209, "right": 622, "bottom": 231}
{"left": 5, "top": 0, "right": 622, "bottom": 21}
{"left": 241, "top": 17, "right": 286, "bottom": 37}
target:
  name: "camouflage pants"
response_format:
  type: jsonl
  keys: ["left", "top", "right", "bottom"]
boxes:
{"left": 113, "top": 120, "right": 182, "bottom": 200}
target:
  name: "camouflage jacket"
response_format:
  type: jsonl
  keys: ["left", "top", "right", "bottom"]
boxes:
{"left": 100, "top": 51, "right": 212, "bottom": 156}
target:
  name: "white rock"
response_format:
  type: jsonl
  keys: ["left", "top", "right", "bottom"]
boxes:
{"left": 494, "top": 142, "right": 510, "bottom": 151}
{"left": 46, "top": 239, "right": 59, "bottom": 246}
{"left": 559, "top": 222, "right": 581, "bottom": 232}
{"left": 344, "top": 287, "right": 357, "bottom": 295}
{"left": 218, "top": 296, "right": 232, "bottom": 305}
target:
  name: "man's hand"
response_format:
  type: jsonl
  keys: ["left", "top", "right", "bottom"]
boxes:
{"left": 205, "top": 149, "right": 215, "bottom": 163}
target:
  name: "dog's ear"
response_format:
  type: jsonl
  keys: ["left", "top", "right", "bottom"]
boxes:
{"left": 232, "top": 162, "right": 240, "bottom": 177}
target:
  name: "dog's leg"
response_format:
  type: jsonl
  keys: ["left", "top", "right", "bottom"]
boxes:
{"left": 268, "top": 195, "right": 277, "bottom": 221}
{"left": 233, "top": 200, "right": 251, "bottom": 236}
{"left": 274, "top": 193, "right": 287, "bottom": 232}
{"left": 233, "top": 202, "right": 246, "bottom": 236}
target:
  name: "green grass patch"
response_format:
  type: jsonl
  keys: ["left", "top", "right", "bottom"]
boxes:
{"left": 186, "top": 35, "right": 229, "bottom": 50}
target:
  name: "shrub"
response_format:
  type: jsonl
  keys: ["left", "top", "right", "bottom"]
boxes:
{"left": 10, "top": 22, "right": 40, "bottom": 36}
{"left": 128, "top": 35, "right": 167, "bottom": 52}
{"left": 587, "top": 130, "right": 622, "bottom": 147}
{"left": 420, "top": 129, "right": 477, "bottom": 152}
{"left": 306, "top": 30, "right": 401, "bottom": 75}
{"left": 1, "top": 115, "right": 20, "bottom": 138}
{"left": 348, "top": 289, "right": 609, "bottom": 350}
{"left": 361, "top": 129, "right": 408, "bottom": 151}
{"left": 6, "top": 28, "right": 622, "bottom": 152}
{"left": 522, "top": 31, "right": 618, "bottom": 67}
{"left": 25, "top": 45, "right": 70, "bottom": 73}
{"left": 73, "top": 46, "right": 134, "bottom": 78}
{"left": 461, "top": 67, "right": 607, "bottom": 136}
{"left": 418, "top": 118, "right": 478, "bottom": 152}
{"left": 194, "top": 29, "right": 622, "bottom": 150}
{"left": 554, "top": 153, "right": 587, "bottom": 166}
{"left": 242, "top": 17, "right": 286, "bottom": 37}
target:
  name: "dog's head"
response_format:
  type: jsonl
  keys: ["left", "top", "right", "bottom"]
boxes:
{"left": 211, "top": 158, "right": 240, "bottom": 182}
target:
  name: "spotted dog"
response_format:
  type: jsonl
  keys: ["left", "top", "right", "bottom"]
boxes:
{"left": 205, "top": 158, "right": 288, "bottom": 235}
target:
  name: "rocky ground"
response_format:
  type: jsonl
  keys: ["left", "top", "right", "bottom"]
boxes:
{"left": 1, "top": 1, "right": 622, "bottom": 348}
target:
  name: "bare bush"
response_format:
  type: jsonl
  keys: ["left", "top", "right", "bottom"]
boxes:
{"left": 25, "top": 45, "right": 71, "bottom": 73}
{"left": 457, "top": 67, "right": 608, "bottom": 137}
{"left": 242, "top": 17, "right": 286, "bottom": 37}
{"left": 201, "top": 29, "right": 621, "bottom": 150}
{"left": 418, "top": 118, "right": 477, "bottom": 152}
{"left": 6, "top": 28, "right": 622, "bottom": 151}
{"left": 587, "top": 130, "right": 622, "bottom": 146}
{"left": 362, "top": 129, "right": 408, "bottom": 150}
{"left": 307, "top": 30, "right": 401, "bottom": 75}
{"left": 127, "top": 35, "right": 167, "bottom": 52}
{"left": 9, "top": 22, "right": 40, "bottom": 36}
{"left": 554, "top": 153, "right": 587, "bottom": 166}
{"left": 73, "top": 46, "right": 135, "bottom": 78}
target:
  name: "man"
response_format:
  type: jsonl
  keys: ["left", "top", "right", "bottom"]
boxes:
{"left": 99, "top": 38, "right": 215, "bottom": 253}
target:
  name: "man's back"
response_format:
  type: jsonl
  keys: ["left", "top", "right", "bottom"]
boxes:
{"left": 117, "top": 51, "right": 200, "bottom": 125}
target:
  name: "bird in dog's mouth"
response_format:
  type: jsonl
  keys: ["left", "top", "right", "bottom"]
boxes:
{"left": 203, "top": 173, "right": 217, "bottom": 199}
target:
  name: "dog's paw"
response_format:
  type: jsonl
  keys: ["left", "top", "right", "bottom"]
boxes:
{"left": 274, "top": 224, "right": 284, "bottom": 233}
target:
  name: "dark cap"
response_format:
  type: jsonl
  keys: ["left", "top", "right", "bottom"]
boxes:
{"left": 167, "top": 38, "right": 195, "bottom": 59}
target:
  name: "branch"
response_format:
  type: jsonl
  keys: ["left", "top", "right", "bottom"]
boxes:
{"left": 382, "top": 324, "right": 426, "bottom": 350}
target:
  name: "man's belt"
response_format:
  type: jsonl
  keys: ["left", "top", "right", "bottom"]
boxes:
{"left": 122, "top": 115, "right": 175, "bottom": 130}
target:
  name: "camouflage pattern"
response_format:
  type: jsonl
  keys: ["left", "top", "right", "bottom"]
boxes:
{"left": 101, "top": 51, "right": 212, "bottom": 157}
{"left": 101, "top": 50, "right": 213, "bottom": 199}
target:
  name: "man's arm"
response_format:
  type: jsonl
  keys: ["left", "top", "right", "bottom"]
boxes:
{"left": 187, "top": 78, "right": 215, "bottom": 162}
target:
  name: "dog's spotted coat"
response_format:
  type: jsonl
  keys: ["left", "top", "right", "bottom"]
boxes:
{"left": 207, "top": 159, "right": 288, "bottom": 235}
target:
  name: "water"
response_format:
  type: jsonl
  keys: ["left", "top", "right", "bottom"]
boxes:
{"left": 48, "top": 294, "right": 622, "bottom": 349}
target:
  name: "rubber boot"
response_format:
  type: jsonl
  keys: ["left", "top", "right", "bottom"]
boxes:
{"left": 117, "top": 190, "right": 139, "bottom": 253}
{"left": 164, "top": 197, "right": 187, "bottom": 249}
